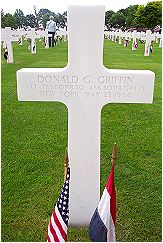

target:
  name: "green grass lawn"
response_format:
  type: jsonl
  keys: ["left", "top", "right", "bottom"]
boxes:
{"left": 1, "top": 38, "right": 162, "bottom": 242}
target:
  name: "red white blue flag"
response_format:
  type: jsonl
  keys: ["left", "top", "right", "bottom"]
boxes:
{"left": 89, "top": 164, "right": 116, "bottom": 242}
{"left": 47, "top": 167, "right": 70, "bottom": 242}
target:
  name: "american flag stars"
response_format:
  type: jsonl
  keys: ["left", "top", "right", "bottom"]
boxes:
{"left": 56, "top": 168, "right": 70, "bottom": 225}
{"left": 47, "top": 167, "right": 70, "bottom": 242}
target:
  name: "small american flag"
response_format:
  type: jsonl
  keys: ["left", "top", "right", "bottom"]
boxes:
{"left": 47, "top": 167, "right": 70, "bottom": 242}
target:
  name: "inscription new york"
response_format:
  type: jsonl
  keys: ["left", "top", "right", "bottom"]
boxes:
{"left": 26, "top": 74, "right": 145, "bottom": 100}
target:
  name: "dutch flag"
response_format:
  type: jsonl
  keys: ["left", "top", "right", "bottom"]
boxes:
{"left": 89, "top": 163, "right": 116, "bottom": 242}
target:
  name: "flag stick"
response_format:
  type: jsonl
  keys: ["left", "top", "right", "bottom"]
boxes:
{"left": 64, "top": 148, "right": 69, "bottom": 181}
{"left": 111, "top": 143, "right": 117, "bottom": 166}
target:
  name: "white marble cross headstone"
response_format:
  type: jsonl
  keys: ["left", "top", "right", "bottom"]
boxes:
{"left": 118, "top": 29, "right": 122, "bottom": 45}
{"left": 132, "top": 30, "right": 137, "bottom": 50}
{"left": 111, "top": 31, "right": 115, "bottom": 41}
{"left": 26, "top": 28, "right": 40, "bottom": 54}
{"left": 37, "top": 30, "right": 49, "bottom": 48}
{"left": 56, "top": 28, "right": 67, "bottom": 43}
{"left": 17, "top": 6, "right": 155, "bottom": 226}
{"left": 1, "top": 28, "right": 6, "bottom": 48}
{"left": 155, "top": 32, "right": 162, "bottom": 48}
{"left": 114, "top": 30, "right": 118, "bottom": 42}
{"left": 43, "top": 29, "right": 49, "bottom": 48}
{"left": 144, "top": 30, "right": 153, "bottom": 56}
{"left": 16, "top": 28, "right": 24, "bottom": 45}
{"left": 123, "top": 31, "right": 130, "bottom": 47}
{"left": 61, "top": 27, "right": 67, "bottom": 42}
{"left": 1, "top": 27, "right": 19, "bottom": 63}
{"left": 155, "top": 32, "right": 159, "bottom": 43}
{"left": 140, "top": 31, "right": 146, "bottom": 42}
{"left": 43, "top": 29, "right": 53, "bottom": 49}
{"left": 159, "top": 33, "right": 162, "bottom": 48}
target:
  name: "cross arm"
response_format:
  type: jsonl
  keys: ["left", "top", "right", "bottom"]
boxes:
{"left": 17, "top": 67, "right": 74, "bottom": 104}
{"left": 25, "top": 34, "right": 40, "bottom": 39}
{"left": 1, "top": 36, "right": 6, "bottom": 42}
{"left": 1, "top": 35, "right": 19, "bottom": 42}
{"left": 100, "top": 67, "right": 155, "bottom": 105}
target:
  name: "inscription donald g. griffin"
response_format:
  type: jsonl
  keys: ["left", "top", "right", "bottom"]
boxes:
{"left": 26, "top": 74, "right": 145, "bottom": 99}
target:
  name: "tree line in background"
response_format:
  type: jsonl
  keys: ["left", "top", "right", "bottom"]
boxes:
{"left": 105, "top": 1, "right": 162, "bottom": 30}
{"left": 1, "top": 7, "right": 67, "bottom": 29}
{"left": 1, "top": 1, "right": 162, "bottom": 30}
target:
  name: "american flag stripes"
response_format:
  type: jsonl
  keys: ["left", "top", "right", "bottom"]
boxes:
{"left": 47, "top": 167, "right": 70, "bottom": 242}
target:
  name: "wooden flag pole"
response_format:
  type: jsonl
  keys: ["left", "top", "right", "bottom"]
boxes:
{"left": 64, "top": 148, "right": 69, "bottom": 181}
{"left": 111, "top": 143, "right": 117, "bottom": 165}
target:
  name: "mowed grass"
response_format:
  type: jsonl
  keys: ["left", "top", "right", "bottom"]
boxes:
{"left": 1, "top": 38, "right": 162, "bottom": 242}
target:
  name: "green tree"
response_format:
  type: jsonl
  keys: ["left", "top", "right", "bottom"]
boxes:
{"left": 38, "top": 8, "right": 51, "bottom": 28}
{"left": 143, "top": 1, "right": 162, "bottom": 29}
{"left": 105, "top": 10, "right": 114, "bottom": 29}
{"left": 14, "top": 9, "right": 26, "bottom": 28}
{"left": 56, "top": 12, "right": 67, "bottom": 28}
{"left": 133, "top": 5, "right": 146, "bottom": 28}
{"left": 33, "top": 5, "right": 39, "bottom": 28}
{"left": 120, "top": 5, "right": 139, "bottom": 28}
{"left": 4, "top": 13, "right": 16, "bottom": 28}
{"left": 1, "top": 9, "right": 5, "bottom": 28}
{"left": 109, "top": 11, "right": 126, "bottom": 28}
{"left": 25, "top": 14, "right": 37, "bottom": 28}
{"left": 134, "top": 1, "right": 162, "bottom": 29}
{"left": 37, "top": 8, "right": 53, "bottom": 28}
{"left": 42, "top": 13, "right": 51, "bottom": 28}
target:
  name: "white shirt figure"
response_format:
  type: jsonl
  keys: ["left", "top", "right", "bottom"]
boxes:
{"left": 46, "top": 16, "right": 56, "bottom": 33}
{"left": 46, "top": 16, "right": 56, "bottom": 47}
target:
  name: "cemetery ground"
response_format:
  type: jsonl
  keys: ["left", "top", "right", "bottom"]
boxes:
{"left": 1, "top": 39, "right": 162, "bottom": 242}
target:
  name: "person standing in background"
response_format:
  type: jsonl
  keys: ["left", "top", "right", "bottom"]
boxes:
{"left": 46, "top": 16, "right": 56, "bottom": 47}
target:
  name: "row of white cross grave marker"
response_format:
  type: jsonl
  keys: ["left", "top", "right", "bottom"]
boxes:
{"left": 1, "top": 23, "right": 162, "bottom": 63}
{"left": 105, "top": 29, "right": 162, "bottom": 55}
{"left": 17, "top": 5, "right": 155, "bottom": 226}
{"left": 1, "top": 27, "right": 67, "bottom": 62}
